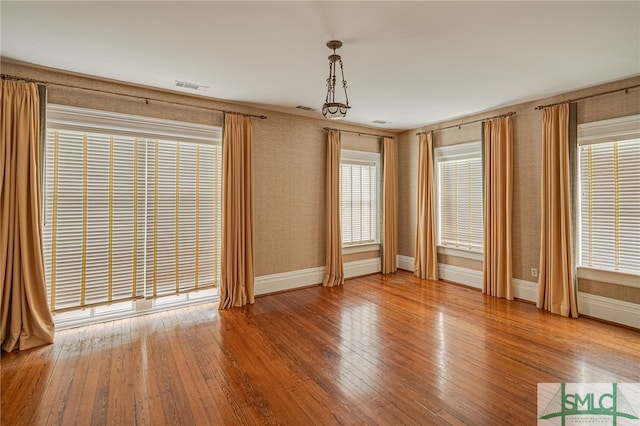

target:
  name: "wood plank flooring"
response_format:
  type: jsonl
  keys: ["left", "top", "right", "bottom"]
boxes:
{"left": 2, "top": 271, "right": 639, "bottom": 425}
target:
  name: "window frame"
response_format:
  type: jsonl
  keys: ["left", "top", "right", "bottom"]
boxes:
{"left": 576, "top": 113, "right": 640, "bottom": 285}
{"left": 340, "top": 149, "right": 381, "bottom": 251}
{"left": 43, "top": 104, "right": 223, "bottom": 328}
{"left": 434, "top": 141, "right": 484, "bottom": 258}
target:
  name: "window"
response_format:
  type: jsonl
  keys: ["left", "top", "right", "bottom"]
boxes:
{"left": 435, "top": 141, "right": 483, "bottom": 252}
{"left": 577, "top": 114, "right": 640, "bottom": 276}
{"left": 43, "top": 104, "right": 222, "bottom": 318}
{"left": 340, "top": 149, "right": 380, "bottom": 246}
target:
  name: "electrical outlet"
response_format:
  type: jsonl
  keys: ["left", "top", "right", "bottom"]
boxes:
{"left": 531, "top": 268, "right": 538, "bottom": 278}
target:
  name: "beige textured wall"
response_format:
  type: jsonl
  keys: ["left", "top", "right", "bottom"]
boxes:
{"left": 437, "top": 254, "right": 482, "bottom": 271}
{"left": 341, "top": 133, "right": 381, "bottom": 153}
{"left": 2, "top": 59, "right": 395, "bottom": 278}
{"left": 579, "top": 280, "right": 640, "bottom": 304}
{"left": 5, "top": 59, "right": 637, "bottom": 298}
{"left": 398, "top": 75, "right": 640, "bottom": 303}
{"left": 397, "top": 131, "right": 417, "bottom": 261}
{"left": 344, "top": 251, "right": 380, "bottom": 263}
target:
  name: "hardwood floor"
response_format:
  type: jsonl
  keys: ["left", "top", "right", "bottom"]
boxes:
{"left": 2, "top": 270, "right": 639, "bottom": 425}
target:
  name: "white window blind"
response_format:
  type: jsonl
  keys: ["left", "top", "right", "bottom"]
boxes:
{"left": 435, "top": 142, "right": 483, "bottom": 252}
{"left": 43, "top": 105, "right": 222, "bottom": 313}
{"left": 340, "top": 150, "right": 380, "bottom": 246}
{"left": 577, "top": 114, "right": 640, "bottom": 275}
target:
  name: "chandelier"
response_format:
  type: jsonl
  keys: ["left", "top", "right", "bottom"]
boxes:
{"left": 322, "top": 40, "right": 350, "bottom": 120}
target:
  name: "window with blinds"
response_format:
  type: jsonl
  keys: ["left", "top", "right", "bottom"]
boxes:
{"left": 340, "top": 149, "right": 380, "bottom": 246}
{"left": 43, "top": 104, "right": 222, "bottom": 313}
{"left": 435, "top": 141, "right": 483, "bottom": 252}
{"left": 577, "top": 114, "right": 640, "bottom": 275}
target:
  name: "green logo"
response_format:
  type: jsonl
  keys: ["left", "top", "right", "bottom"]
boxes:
{"left": 539, "top": 383, "right": 639, "bottom": 425}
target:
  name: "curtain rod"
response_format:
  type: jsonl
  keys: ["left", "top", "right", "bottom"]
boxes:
{"left": 322, "top": 127, "right": 396, "bottom": 139}
{"left": 1, "top": 73, "right": 267, "bottom": 120}
{"left": 415, "top": 111, "right": 515, "bottom": 136}
{"left": 534, "top": 84, "right": 640, "bottom": 110}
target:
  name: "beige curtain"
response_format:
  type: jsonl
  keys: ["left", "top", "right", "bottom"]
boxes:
{"left": 323, "top": 130, "right": 344, "bottom": 287}
{"left": 220, "top": 114, "right": 255, "bottom": 309}
{"left": 538, "top": 103, "right": 578, "bottom": 318}
{"left": 0, "top": 80, "right": 55, "bottom": 351}
{"left": 482, "top": 117, "right": 514, "bottom": 300}
{"left": 382, "top": 137, "right": 397, "bottom": 274}
{"left": 414, "top": 133, "right": 439, "bottom": 280}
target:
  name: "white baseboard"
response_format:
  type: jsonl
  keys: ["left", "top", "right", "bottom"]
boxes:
{"left": 344, "top": 258, "right": 381, "bottom": 279}
{"left": 254, "top": 258, "right": 381, "bottom": 296}
{"left": 438, "top": 263, "right": 483, "bottom": 289}
{"left": 397, "top": 255, "right": 414, "bottom": 272}
{"left": 513, "top": 278, "right": 537, "bottom": 303}
{"left": 255, "top": 258, "right": 638, "bottom": 329}
{"left": 254, "top": 266, "right": 325, "bottom": 296}
{"left": 578, "top": 292, "right": 640, "bottom": 329}
{"left": 397, "top": 255, "right": 484, "bottom": 289}
{"left": 398, "top": 255, "right": 484, "bottom": 289}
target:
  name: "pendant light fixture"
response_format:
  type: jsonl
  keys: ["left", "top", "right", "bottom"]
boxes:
{"left": 322, "top": 40, "right": 350, "bottom": 120}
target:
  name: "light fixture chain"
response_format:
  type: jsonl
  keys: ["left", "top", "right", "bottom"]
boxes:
{"left": 322, "top": 40, "right": 350, "bottom": 120}
{"left": 339, "top": 59, "right": 349, "bottom": 106}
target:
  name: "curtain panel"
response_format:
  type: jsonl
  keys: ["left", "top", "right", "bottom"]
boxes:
{"left": 537, "top": 103, "right": 578, "bottom": 318}
{"left": 220, "top": 114, "right": 255, "bottom": 309}
{"left": 482, "top": 116, "right": 514, "bottom": 300}
{"left": 382, "top": 137, "right": 397, "bottom": 274}
{"left": 414, "top": 133, "right": 439, "bottom": 280}
{"left": 322, "top": 130, "right": 344, "bottom": 287}
{"left": 0, "top": 80, "right": 55, "bottom": 351}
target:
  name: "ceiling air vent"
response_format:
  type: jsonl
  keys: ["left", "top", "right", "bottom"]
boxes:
{"left": 296, "top": 105, "right": 316, "bottom": 111}
{"left": 174, "top": 80, "right": 208, "bottom": 92}
{"left": 372, "top": 120, "right": 389, "bottom": 125}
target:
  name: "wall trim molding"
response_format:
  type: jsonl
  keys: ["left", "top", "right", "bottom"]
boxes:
{"left": 577, "top": 267, "right": 640, "bottom": 289}
{"left": 578, "top": 292, "right": 640, "bottom": 329}
{"left": 513, "top": 278, "right": 538, "bottom": 303}
{"left": 257, "top": 256, "right": 637, "bottom": 328}
{"left": 254, "top": 266, "right": 325, "bottom": 296}
{"left": 437, "top": 246, "right": 483, "bottom": 261}
{"left": 343, "top": 243, "right": 380, "bottom": 255}
{"left": 397, "top": 255, "right": 414, "bottom": 272}
{"left": 438, "top": 263, "right": 482, "bottom": 289}
{"left": 254, "top": 258, "right": 381, "bottom": 296}
{"left": 344, "top": 258, "right": 381, "bottom": 279}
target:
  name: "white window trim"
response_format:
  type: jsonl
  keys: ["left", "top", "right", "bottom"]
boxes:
{"left": 577, "top": 267, "right": 640, "bottom": 289}
{"left": 343, "top": 243, "right": 381, "bottom": 255}
{"left": 47, "top": 103, "right": 222, "bottom": 144}
{"left": 437, "top": 245, "right": 483, "bottom": 261}
{"left": 45, "top": 104, "right": 222, "bottom": 326}
{"left": 576, "top": 114, "right": 640, "bottom": 279}
{"left": 578, "top": 114, "right": 640, "bottom": 146}
{"left": 434, "top": 141, "right": 484, "bottom": 254}
{"left": 434, "top": 141, "right": 482, "bottom": 162}
{"left": 340, "top": 149, "right": 382, "bottom": 247}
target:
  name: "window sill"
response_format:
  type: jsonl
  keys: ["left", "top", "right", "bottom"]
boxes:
{"left": 577, "top": 267, "right": 639, "bottom": 289}
{"left": 343, "top": 243, "right": 380, "bottom": 255}
{"left": 437, "top": 246, "right": 483, "bottom": 261}
{"left": 53, "top": 288, "right": 219, "bottom": 330}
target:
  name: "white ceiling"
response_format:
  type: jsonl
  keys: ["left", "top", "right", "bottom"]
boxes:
{"left": 2, "top": 1, "right": 639, "bottom": 131}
